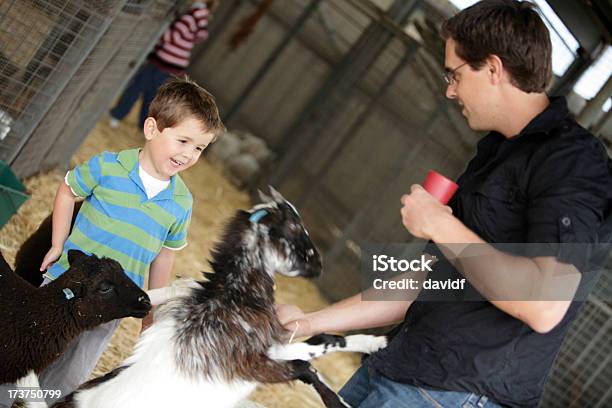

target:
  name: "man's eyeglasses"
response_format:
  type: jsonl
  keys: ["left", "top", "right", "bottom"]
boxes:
{"left": 443, "top": 62, "right": 468, "bottom": 85}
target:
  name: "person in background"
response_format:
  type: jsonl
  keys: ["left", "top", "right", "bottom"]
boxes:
{"left": 109, "top": 0, "right": 218, "bottom": 129}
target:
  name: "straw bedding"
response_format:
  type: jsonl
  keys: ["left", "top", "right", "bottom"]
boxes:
{"left": 0, "top": 108, "right": 361, "bottom": 407}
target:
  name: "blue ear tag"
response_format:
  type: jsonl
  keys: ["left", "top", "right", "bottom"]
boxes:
{"left": 249, "top": 209, "right": 268, "bottom": 223}
{"left": 63, "top": 288, "right": 75, "bottom": 300}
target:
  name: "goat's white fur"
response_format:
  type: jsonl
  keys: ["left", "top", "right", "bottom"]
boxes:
{"left": 16, "top": 371, "right": 47, "bottom": 408}
{"left": 268, "top": 335, "right": 388, "bottom": 361}
{"left": 71, "top": 319, "right": 259, "bottom": 408}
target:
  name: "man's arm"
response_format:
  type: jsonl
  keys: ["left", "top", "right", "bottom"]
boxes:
{"left": 401, "top": 184, "right": 579, "bottom": 334}
{"left": 142, "top": 247, "right": 176, "bottom": 331}
{"left": 278, "top": 292, "right": 412, "bottom": 338}
{"left": 40, "top": 182, "right": 77, "bottom": 271}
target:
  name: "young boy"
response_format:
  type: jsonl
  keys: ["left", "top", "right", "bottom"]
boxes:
{"left": 37, "top": 76, "right": 224, "bottom": 399}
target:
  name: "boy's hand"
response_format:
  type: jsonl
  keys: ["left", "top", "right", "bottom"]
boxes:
{"left": 40, "top": 246, "right": 63, "bottom": 271}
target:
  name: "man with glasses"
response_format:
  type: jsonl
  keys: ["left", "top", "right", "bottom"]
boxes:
{"left": 277, "top": 1, "right": 612, "bottom": 407}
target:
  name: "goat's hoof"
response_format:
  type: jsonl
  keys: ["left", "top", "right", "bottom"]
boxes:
{"left": 368, "top": 335, "right": 388, "bottom": 353}
{"left": 345, "top": 334, "right": 388, "bottom": 354}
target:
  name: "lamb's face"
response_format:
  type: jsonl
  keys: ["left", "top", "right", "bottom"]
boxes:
{"left": 64, "top": 250, "right": 151, "bottom": 325}
{"left": 249, "top": 189, "right": 322, "bottom": 279}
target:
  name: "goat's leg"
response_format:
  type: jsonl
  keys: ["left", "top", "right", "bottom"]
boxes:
{"left": 251, "top": 358, "right": 349, "bottom": 408}
{"left": 146, "top": 278, "right": 199, "bottom": 305}
{"left": 268, "top": 334, "right": 387, "bottom": 361}
{"left": 288, "top": 360, "right": 351, "bottom": 408}
{"left": 15, "top": 370, "right": 49, "bottom": 408}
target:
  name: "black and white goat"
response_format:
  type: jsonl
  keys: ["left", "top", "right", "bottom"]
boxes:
{"left": 52, "top": 188, "right": 386, "bottom": 408}
{"left": 0, "top": 250, "right": 151, "bottom": 388}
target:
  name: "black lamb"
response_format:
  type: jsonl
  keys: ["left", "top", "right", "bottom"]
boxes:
{"left": 0, "top": 249, "right": 151, "bottom": 384}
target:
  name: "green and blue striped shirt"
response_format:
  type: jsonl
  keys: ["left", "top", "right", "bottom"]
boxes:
{"left": 46, "top": 149, "right": 192, "bottom": 288}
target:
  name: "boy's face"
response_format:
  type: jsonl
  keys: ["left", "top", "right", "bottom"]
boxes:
{"left": 142, "top": 116, "right": 215, "bottom": 180}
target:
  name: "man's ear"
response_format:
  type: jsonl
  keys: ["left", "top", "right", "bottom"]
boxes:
{"left": 486, "top": 54, "right": 505, "bottom": 85}
{"left": 143, "top": 117, "right": 158, "bottom": 141}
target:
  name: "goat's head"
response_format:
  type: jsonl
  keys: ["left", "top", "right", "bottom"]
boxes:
{"left": 61, "top": 250, "right": 151, "bottom": 326}
{"left": 245, "top": 187, "right": 322, "bottom": 279}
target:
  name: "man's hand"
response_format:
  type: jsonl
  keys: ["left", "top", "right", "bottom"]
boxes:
{"left": 275, "top": 303, "right": 312, "bottom": 339}
{"left": 40, "top": 246, "right": 63, "bottom": 271}
{"left": 400, "top": 184, "right": 453, "bottom": 240}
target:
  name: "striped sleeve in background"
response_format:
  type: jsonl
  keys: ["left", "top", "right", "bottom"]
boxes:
{"left": 151, "top": 4, "right": 209, "bottom": 73}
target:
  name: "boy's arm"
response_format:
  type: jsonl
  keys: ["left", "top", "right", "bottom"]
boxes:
{"left": 141, "top": 247, "right": 176, "bottom": 331}
{"left": 40, "top": 182, "right": 77, "bottom": 271}
{"left": 149, "top": 247, "right": 175, "bottom": 289}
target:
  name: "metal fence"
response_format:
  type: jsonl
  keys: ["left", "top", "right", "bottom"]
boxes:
{"left": 541, "top": 270, "right": 612, "bottom": 408}
{"left": 0, "top": 0, "right": 180, "bottom": 178}
{"left": 190, "top": 0, "right": 611, "bottom": 406}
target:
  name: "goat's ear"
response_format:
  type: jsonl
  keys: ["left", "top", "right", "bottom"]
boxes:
{"left": 268, "top": 186, "right": 285, "bottom": 202}
{"left": 67, "top": 249, "right": 87, "bottom": 266}
{"left": 258, "top": 188, "right": 272, "bottom": 203}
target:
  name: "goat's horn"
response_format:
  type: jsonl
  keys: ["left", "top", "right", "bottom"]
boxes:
{"left": 258, "top": 189, "right": 272, "bottom": 202}
{"left": 268, "top": 186, "right": 285, "bottom": 202}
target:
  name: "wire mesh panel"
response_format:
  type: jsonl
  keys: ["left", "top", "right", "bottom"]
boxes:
{"left": 540, "top": 265, "right": 612, "bottom": 408}
{"left": 0, "top": 0, "right": 180, "bottom": 177}
{"left": 0, "top": 0, "right": 123, "bottom": 171}
{"left": 37, "top": 0, "right": 177, "bottom": 172}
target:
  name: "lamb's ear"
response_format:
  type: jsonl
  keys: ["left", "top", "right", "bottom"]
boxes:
{"left": 258, "top": 188, "right": 272, "bottom": 203}
{"left": 67, "top": 249, "right": 88, "bottom": 266}
{"left": 63, "top": 281, "right": 86, "bottom": 299}
{"left": 268, "top": 186, "right": 285, "bottom": 202}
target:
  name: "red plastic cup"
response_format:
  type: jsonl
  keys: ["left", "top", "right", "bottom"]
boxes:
{"left": 422, "top": 170, "right": 458, "bottom": 205}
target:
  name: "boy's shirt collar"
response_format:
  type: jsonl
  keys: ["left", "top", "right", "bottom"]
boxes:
{"left": 116, "top": 148, "right": 189, "bottom": 199}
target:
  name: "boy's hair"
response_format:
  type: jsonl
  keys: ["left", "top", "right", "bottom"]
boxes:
{"left": 441, "top": 0, "right": 552, "bottom": 93}
{"left": 148, "top": 76, "right": 225, "bottom": 140}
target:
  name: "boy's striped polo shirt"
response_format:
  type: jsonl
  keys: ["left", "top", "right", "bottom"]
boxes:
{"left": 46, "top": 149, "right": 193, "bottom": 288}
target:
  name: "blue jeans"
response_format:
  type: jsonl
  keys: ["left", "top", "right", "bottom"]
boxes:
{"left": 110, "top": 61, "right": 171, "bottom": 127}
{"left": 339, "top": 366, "right": 502, "bottom": 408}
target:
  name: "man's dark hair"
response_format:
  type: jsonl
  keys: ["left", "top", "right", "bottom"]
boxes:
{"left": 441, "top": 0, "right": 552, "bottom": 93}
{"left": 148, "top": 76, "right": 225, "bottom": 140}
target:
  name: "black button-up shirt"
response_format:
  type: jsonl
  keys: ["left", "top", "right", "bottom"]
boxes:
{"left": 367, "top": 97, "right": 612, "bottom": 407}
